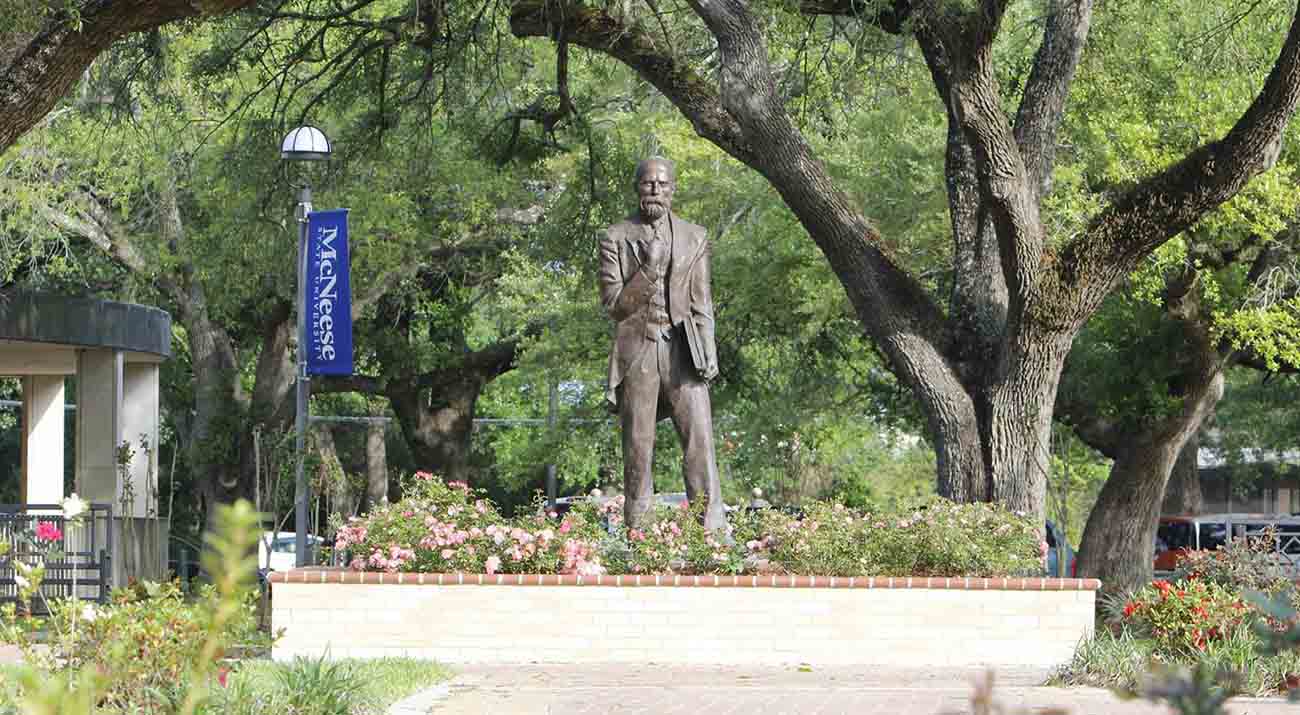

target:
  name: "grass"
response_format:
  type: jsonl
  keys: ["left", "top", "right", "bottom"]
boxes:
{"left": 0, "top": 657, "right": 452, "bottom": 714}
{"left": 218, "top": 656, "right": 452, "bottom": 714}
{"left": 1050, "top": 627, "right": 1300, "bottom": 698}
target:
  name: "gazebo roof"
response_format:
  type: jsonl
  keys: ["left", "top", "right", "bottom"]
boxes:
{"left": 0, "top": 292, "right": 170, "bottom": 358}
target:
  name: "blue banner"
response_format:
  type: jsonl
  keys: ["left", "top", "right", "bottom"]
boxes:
{"left": 305, "top": 209, "right": 353, "bottom": 375}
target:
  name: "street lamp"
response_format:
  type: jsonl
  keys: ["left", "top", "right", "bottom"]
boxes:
{"left": 281, "top": 125, "right": 331, "bottom": 567}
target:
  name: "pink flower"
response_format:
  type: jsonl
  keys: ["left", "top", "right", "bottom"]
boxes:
{"left": 415, "top": 471, "right": 435, "bottom": 481}
{"left": 218, "top": 667, "right": 229, "bottom": 688}
{"left": 448, "top": 481, "right": 470, "bottom": 492}
{"left": 559, "top": 520, "right": 573, "bottom": 534}
{"left": 35, "top": 522, "right": 62, "bottom": 542}
{"left": 485, "top": 555, "right": 501, "bottom": 574}
{"left": 441, "top": 549, "right": 454, "bottom": 559}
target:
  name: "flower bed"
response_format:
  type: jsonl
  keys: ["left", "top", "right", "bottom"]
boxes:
{"left": 330, "top": 475, "right": 1046, "bottom": 578}
{"left": 1056, "top": 528, "right": 1300, "bottom": 698}
{"left": 271, "top": 477, "right": 1095, "bottom": 669}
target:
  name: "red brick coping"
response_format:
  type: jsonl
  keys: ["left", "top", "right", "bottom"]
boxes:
{"left": 269, "top": 568, "right": 1100, "bottom": 590}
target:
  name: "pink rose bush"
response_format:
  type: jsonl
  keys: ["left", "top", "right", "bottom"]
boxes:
{"left": 334, "top": 476, "right": 1040, "bottom": 577}
{"left": 334, "top": 476, "right": 608, "bottom": 575}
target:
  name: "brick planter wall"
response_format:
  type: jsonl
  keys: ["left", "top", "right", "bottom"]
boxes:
{"left": 269, "top": 570, "right": 1099, "bottom": 668}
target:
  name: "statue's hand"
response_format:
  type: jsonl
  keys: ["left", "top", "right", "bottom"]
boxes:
{"left": 642, "top": 237, "right": 667, "bottom": 274}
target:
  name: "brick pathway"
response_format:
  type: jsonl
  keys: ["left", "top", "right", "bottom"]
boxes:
{"left": 427, "top": 664, "right": 1297, "bottom": 714}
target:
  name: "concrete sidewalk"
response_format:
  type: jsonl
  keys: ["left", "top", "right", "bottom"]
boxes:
{"left": 426, "top": 664, "right": 1297, "bottom": 714}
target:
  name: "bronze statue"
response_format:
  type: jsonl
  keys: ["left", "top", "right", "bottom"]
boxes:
{"left": 599, "top": 156, "right": 725, "bottom": 531}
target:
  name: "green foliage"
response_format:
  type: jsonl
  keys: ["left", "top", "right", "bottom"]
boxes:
{"left": 619, "top": 501, "right": 746, "bottom": 575}
{"left": 270, "top": 654, "right": 362, "bottom": 715}
{"left": 0, "top": 499, "right": 262, "bottom": 713}
{"left": 207, "top": 657, "right": 450, "bottom": 715}
{"left": 13, "top": 582, "right": 261, "bottom": 710}
{"left": 1215, "top": 300, "right": 1300, "bottom": 372}
{"left": 0, "top": 1, "right": 81, "bottom": 36}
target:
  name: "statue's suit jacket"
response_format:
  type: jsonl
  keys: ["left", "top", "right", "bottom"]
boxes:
{"left": 599, "top": 211, "right": 716, "bottom": 411}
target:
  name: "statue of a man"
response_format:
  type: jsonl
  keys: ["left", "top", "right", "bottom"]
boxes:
{"left": 599, "top": 156, "right": 725, "bottom": 531}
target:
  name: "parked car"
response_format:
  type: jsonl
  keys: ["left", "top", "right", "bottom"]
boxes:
{"left": 1155, "top": 513, "right": 1300, "bottom": 577}
{"left": 258, "top": 531, "right": 325, "bottom": 573}
{"left": 1045, "top": 519, "right": 1077, "bottom": 577}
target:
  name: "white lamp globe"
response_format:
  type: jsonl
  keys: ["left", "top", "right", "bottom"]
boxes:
{"left": 280, "top": 125, "right": 332, "bottom": 161}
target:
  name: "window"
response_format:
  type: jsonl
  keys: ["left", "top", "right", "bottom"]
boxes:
{"left": 1157, "top": 522, "right": 1193, "bottom": 552}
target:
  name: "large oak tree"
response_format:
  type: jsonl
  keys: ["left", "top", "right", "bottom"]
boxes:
{"left": 504, "top": 0, "right": 1300, "bottom": 579}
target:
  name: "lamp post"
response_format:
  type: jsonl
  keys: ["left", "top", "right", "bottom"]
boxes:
{"left": 281, "top": 125, "right": 332, "bottom": 567}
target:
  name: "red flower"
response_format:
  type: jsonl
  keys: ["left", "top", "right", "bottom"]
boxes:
{"left": 218, "top": 667, "right": 229, "bottom": 688}
{"left": 34, "top": 521, "right": 62, "bottom": 542}
{"left": 1123, "top": 602, "right": 1138, "bottom": 619}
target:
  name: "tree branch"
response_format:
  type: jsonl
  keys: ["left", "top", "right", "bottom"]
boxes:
{"left": 313, "top": 374, "right": 387, "bottom": 395}
{"left": 508, "top": 0, "right": 752, "bottom": 161}
{"left": 1058, "top": 0, "right": 1300, "bottom": 321}
{"left": 0, "top": 0, "right": 257, "bottom": 153}
{"left": 1012, "top": 0, "right": 1093, "bottom": 202}
{"left": 37, "top": 190, "right": 191, "bottom": 314}
{"left": 798, "top": 0, "right": 912, "bottom": 34}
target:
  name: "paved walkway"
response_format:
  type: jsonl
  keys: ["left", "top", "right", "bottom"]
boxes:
{"left": 425, "top": 664, "right": 1297, "bottom": 714}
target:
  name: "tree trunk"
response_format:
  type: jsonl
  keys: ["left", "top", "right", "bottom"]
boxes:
{"left": 366, "top": 420, "right": 388, "bottom": 510}
{"left": 312, "top": 423, "right": 354, "bottom": 520}
{"left": 1162, "top": 435, "right": 1205, "bottom": 515}
{"left": 1076, "top": 371, "right": 1224, "bottom": 594}
{"left": 184, "top": 302, "right": 247, "bottom": 527}
{"left": 388, "top": 377, "right": 483, "bottom": 484}
{"left": 236, "top": 307, "right": 296, "bottom": 515}
{"left": 1076, "top": 440, "right": 1181, "bottom": 594}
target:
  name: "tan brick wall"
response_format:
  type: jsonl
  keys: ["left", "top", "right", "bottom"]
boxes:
{"left": 271, "top": 581, "right": 1095, "bottom": 668}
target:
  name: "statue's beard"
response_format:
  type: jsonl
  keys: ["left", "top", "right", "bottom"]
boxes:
{"left": 640, "top": 199, "right": 668, "bottom": 221}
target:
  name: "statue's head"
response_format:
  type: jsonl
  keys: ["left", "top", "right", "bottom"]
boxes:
{"left": 634, "top": 156, "right": 675, "bottom": 222}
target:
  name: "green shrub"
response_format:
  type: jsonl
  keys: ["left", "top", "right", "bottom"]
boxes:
{"left": 2, "top": 580, "right": 262, "bottom": 711}
{"left": 1120, "top": 579, "right": 1252, "bottom": 657}
{"left": 732, "top": 498, "right": 1042, "bottom": 577}
{"left": 0, "top": 500, "right": 264, "bottom": 714}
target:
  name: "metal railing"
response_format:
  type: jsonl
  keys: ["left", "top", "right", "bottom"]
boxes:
{"left": 0, "top": 503, "right": 112, "bottom": 611}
